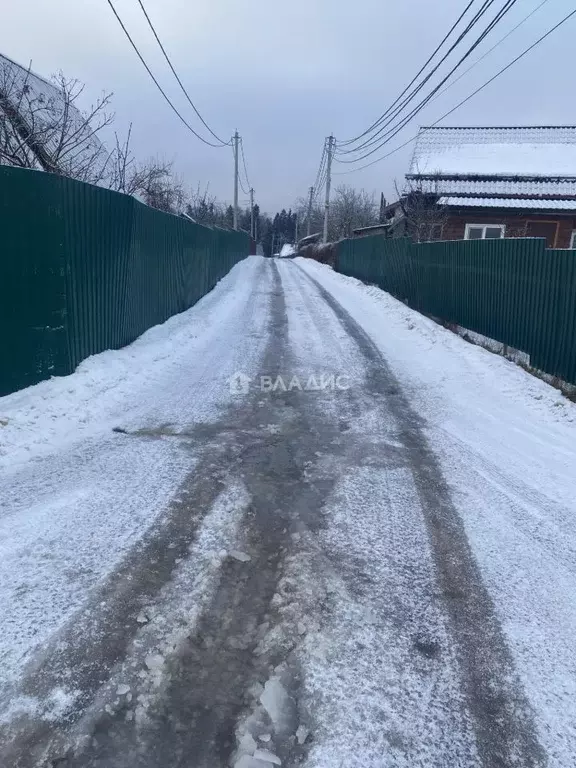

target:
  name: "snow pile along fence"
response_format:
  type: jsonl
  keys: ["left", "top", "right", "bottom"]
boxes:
{"left": 336, "top": 235, "right": 576, "bottom": 386}
{"left": 0, "top": 165, "right": 249, "bottom": 396}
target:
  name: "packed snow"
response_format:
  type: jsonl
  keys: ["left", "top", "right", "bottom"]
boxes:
{"left": 0, "top": 257, "right": 272, "bottom": 710}
{"left": 0, "top": 257, "right": 266, "bottom": 472}
{"left": 2, "top": 254, "right": 576, "bottom": 767}
{"left": 296, "top": 257, "right": 576, "bottom": 767}
{"left": 279, "top": 244, "right": 296, "bottom": 258}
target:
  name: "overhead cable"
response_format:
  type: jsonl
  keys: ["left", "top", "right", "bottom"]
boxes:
{"left": 335, "top": 0, "right": 522, "bottom": 163}
{"left": 337, "top": 0, "right": 519, "bottom": 157}
{"left": 105, "top": 0, "right": 227, "bottom": 148}
{"left": 333, "top": 6, "right": 576, "bottom": 175}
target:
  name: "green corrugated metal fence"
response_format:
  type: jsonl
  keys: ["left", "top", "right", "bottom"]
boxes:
{"left": 336, "top": 235, "right": 576, "bottom": 386}
{"left": 0, "top": 165, "right": 248, "bottom": 397}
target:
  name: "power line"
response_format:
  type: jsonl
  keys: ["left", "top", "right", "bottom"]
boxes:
{"left": 337, "top": 0, "right": 500, "bottom": 150}
{"left": 428, "top": 0, "right": 553, "bottom": 107}
{"left": 240, "top": 138, "right": 251, "bottom": 193}
{"left": 336, "top": 0, "right": 520, "bottom": 161}
{"left": 315, "top": 160, "right": 328, "bottom": 200}
{"left": 335, "top": 1, "right": 521, "bottom": 165}
{"left": 231, "top": 140, "right": 249, "bottom": 196}
{"left": 333, "top": 6, "right": 576, "bottom": 175}
{"left": 134, "top": 0, "right": 230, "bottom": 146}
{"left": 311, "top": 139, "right": 328, "bottom": 200}
{"left": 105, "top": 0, "right": 226, "bottom": 148}
{"left": 337, "top": 0, "right": 478, "bottom": 146}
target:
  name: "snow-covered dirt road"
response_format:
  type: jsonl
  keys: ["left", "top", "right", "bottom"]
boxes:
{"left": 1, "top": 256, "right": 575, "bottom": 767}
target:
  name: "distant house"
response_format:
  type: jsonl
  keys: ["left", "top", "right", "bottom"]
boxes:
{"left": 390, "top": 126, "right": 576, "bottom": 248}
{"left": 352, "top": 223, "right": 390, "bottom": 238}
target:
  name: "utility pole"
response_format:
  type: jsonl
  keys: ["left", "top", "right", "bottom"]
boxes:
{"left": 233, "top": 131, "right": 239, "bottom": 231}
{"left": 271, "top": 231, "right": 275, "bottom": 258}
{"left": 307, "top": 185, "right": 314, "bottom": 236}
{"left": 249, "top": 187, "right": 255, "bottom": 239}
{"left": 294, "top": 215, "right": 299, "bottom": 247}
{"left": 323, "top": 135, "right": 334, "bottom": 243}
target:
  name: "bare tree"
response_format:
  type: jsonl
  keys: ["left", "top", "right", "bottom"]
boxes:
{"left": 329, "top": 185, "right": 379, "bottom": 240}
{"left": 108, "top": 125, "right": 135, "bottom": 194}
{"left": 295, "top": 186, "right": 379, "bottom": 242}
{"left": 393, "top": 177, "right": 448, "bottom": 242}
{"left": 0, "top": 59, "right": 113, "bottom": 184}
{"left": 107, "top": 125, "right": 184, "bottom": 214}
{"left": 185, "top": 183, "right": 226, "bottom": 226}
{"left": 294, "top": 195, "right": 324, "bottom": 238}
{"left": 0, "top": 58, "right": 218, "bottom": 218}
{"left": 135, "top": 163, "right": 186, "bottom": 214}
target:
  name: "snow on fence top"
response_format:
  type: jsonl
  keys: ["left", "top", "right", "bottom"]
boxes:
{"left": 410, "top": 126, "right": 576, "bottom": 178}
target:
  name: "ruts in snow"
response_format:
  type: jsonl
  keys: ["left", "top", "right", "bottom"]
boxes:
{"left": 1, "top": 256, "right": 575, "bottom": 767}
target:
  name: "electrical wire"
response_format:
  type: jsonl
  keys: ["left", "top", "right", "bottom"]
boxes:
{"left": 310, "top": 139, "right": 328, "bottom": 200}
{"left": 231, "top": 142, "right": 249, "bottom": 196}
{"left": 337, "top": 0, "right": 478, "bottom": 146}
{"left": 337, "top": 0, "right": 500, "bottom": 149}
{"left": 134, "top": 0, "right": 230, "bottom": 146}
{"left": 427, "top": 0, "right": 553, "bottom": 107}
{"left": 336, "top": 0, "right": 520, "bottom": 160}
{"left": 240, "top": 138, "right": 251, "bottom": 193}
{"left": 333, "top": 6, "right": 576, "bottom": 175}
{"left": 105, "top": 0, "right": 226, "bottom": 148}
{"left": 335, "top": 4, "right": 522, "bottom": 165}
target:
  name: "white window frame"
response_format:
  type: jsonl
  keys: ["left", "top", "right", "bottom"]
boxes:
{"left": 464, "top": 223, "right": 506, "bottom": 240}
{"left": 570, "top": 230, "right": 576, "bottom": 249}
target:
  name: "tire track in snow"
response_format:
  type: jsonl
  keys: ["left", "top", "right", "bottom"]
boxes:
{"left": 293, "top": 262, "right": 547, "bottom": 768}
{"left": 1, "top": 256, "right": 548, "bottom": 767}
{"left": 52, "top": 260, "right": 334, "bottom": 768}
{"left": 0, "top": 260, "right": 274, "bottom": 767}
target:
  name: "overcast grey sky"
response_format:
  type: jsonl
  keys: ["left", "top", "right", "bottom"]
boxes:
{"left": 4, "top": 0, "right": 575, "bottom": 212}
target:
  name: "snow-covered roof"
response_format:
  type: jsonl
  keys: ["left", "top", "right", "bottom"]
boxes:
{"left": 414, "top": 176, "right": 576, "bottom": 196}
{"left": 0, "top": 52, "right": 108, "bottom": 180}
{"left": 438, "top": 196, "right": 576, "bottom": 211}
{"left": 410, "top": 126, "right": 576, "bottom": 178}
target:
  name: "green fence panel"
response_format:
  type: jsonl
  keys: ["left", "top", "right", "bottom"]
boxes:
{"left": 0, "top": 166, "right": 249, "bottom": 397}
{"left": 0, "top": 167, "right": 70, "bottom": 394}
{"left": 335, "top": 234, "right": 576, "bottom": 386}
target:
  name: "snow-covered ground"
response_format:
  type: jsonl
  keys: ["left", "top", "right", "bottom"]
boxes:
{"left": 296, "top": 257, "right": 576, "bottom": 767}
{"left": 1, "top": 255, "right": 575, "bottom": 767}
{"left": 0, "top": 257, "right": 268, "bottom": 472}
{"left": 0, "top": 257, "right": 273, "bottom": 716}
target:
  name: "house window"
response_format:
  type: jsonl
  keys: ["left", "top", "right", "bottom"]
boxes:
{"left": 464, "top": 224, "right": 506, "bottom": 240}
{"left": 570, "top": 231, "right": 576, "bottom": 249}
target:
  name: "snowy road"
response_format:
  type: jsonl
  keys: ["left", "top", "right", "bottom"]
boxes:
{"left": 1, "top": 256, "right": 575, "bottom": 767}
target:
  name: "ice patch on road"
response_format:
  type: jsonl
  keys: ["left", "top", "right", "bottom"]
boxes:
{"left": 260, "top": 679, "right": 292, "bottom": 735}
